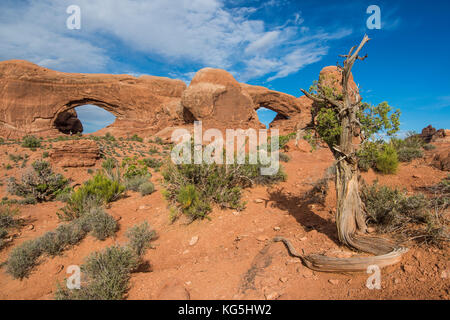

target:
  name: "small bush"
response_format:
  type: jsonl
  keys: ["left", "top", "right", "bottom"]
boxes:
{"left": 362, "top": 182, "right": 429, "bottom": 231}
{"left": 55, "top": 246, "right": 139, "bottom": 300}
{"left": 121, "top": 157, "right": 149, "bottom": 180}
{"left": 139, "top": 182, "right": 155, "bottom": 196}
{"left": 357, "top": 141, "right": 381, "bottom": 172}
{"left": 84, "top": 207, "right": 117, "bottom": 241}
{"left": 126, "top": 222, "right": 155, "bottom": 257}
{"left": 7, "top": 161, "right": 69, "bottom": 202}
{"left": 6, "top": 240, "right": 42, "bottom": 279}
{"left": 423, "top": 144, "right": 436, "bottom": 151}
{"left": 129, "top": 134, "right": 143, "bottom": 143}
{"left": 124, "top": 176, "right": 149, "bottom": 192}
{"left": 375, "top": 144, "right": 399, "bottom": 174}
{"left": 58, "top": 173, "right": 125, "bottom": 221}
{"left": 143, "top": 158, "right": 162, "bottom": 170}
{"left": 391, "top": 134, "right": 424, "bottom": 162}
{"left": 21, "top": 136, "right": 41, "bottom": 149}
{"left": 0, "top": 205, "right": 20, "bottom": 249}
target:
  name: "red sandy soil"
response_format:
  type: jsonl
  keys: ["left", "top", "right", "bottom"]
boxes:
{"left": 0, "top": 139, "right": 448, "bottom": 300}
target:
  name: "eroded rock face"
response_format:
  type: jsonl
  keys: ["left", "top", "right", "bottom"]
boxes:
{"left": 0, "top": 60, "right": 187, "bottom": 138}
{"left": 0, "top": 60, "right": 314, "bottom": 138}
{"left": 181, "top": 68, "right": 261, "bottom": 129}
{"left": 50, "top": 140, "right": 100, "bottom": 167}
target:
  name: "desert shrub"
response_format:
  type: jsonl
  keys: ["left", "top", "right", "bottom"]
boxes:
{"left": 7, "top": 207, "right": 117, "bottom": 279}
{"left": 7, "top": 161, "right": 69, "bottom": 202}
{"left": 362, "top": 182, "right": 429, "bottom": 231}
{"left": 363, "top": 180, "right": 450, "bottom": 245}
{"left": 55, "top": 245, "right": 139, "bottom": 300}
{"left": 21, "top": 135, "right": 41, "bottom": 149}
{"left": 143, "top": 158, "right": 162, "bottom": 170}
{"left": 423, "top": 144, "right": 436, "bottom": 151}
{"left": 124, "top": 175, "right": 149, "bottom": 192}
{"left": 391, "top": 133, "right": 424, "bottom": 162}
{"left": 357, "top": 141, "right": 382, "bottom": 172}
{"left": 6, "top": 240, "right": 42, "bottom": 279}
{"left": 121, "top": 157, "right": 149, "bottom": 180}
{"left": 55, "top": 221, "right": 155, "bottom": 300}
{"left": 279, "top": 152, "right": 291, "bottom": 163}
{"left": 129, "top": 134, "right": 143, "bottom": 143}
{"left": 375, "top": 144, "right": 399, "bottom": 174}
{"left": 163, "top": 159, "right": 286, "bottom": 221}
{"left": 126, "top": 222, "right": 155, "bottom": 257}
{"left": 58, "top": 173, "right": 124, "bottom": 221}
{"left": 84, "top": 207, "right": 117, "bottom": 241}
{"left": 0, "top": 205, "right": 20, "bottom": 249}
{"left": 139, "top": 182, "right": 155, "bottom": 196}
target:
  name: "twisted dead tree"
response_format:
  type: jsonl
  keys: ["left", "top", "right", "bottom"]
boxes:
{"left": 276, "top": 35, "right": 408, "bottom": 272}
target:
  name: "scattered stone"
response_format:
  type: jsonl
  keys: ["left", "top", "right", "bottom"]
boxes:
{"left": 273, "top": 226, "right": 281, "bottom": 231}
{"left": 183, "top": 250, "right": 190, "bottom": 255}
{"left": 232, "top": 211, "right": 239, "bottom": 216}
{"left": 367, "top": 227, "right": 376, "bottom": 234}
{"left": 328, "top": 279, "right": 339, "bottom": 285}
{"left": 279, "top": 277, "right": 288, "bottom": 283}
{"left": 285, "top": 259, "right": 301, "bottom": 265}
{"left": 299, "top": 236, "right": 308, "bottom": 241}
{"left": 256, "top": 235, "right": 269, "bottom": 242}
{"left": 394, "top": 278, "right": 401, "bottom": 284}
{"left": 54, "top": 265, "right": 64, "bottom": 275}
{"left": 27, "top": 224, "right": 34, "bottom": 231}
{"left": 441, "top": 270, "right": 449, "bottom": 279}
{"left": 138, "top": 205, "right": 151, "bottom": 210}
{"left": 265, "top": 291, "right": 280, "bottom": 300}
{"left": 157, "top": 280, "right": 190, "bottom": 300}
{"left": 189, "top": 236, "right": 199, "bottom": 246}
{"left": 254, "top": 199, "right": 264, "bottom": 204}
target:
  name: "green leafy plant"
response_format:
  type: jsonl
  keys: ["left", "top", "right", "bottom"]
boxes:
{"left": 7, "top": 161, "right": 69, "bottom": 202}
{"left": 375, "top": 144, "right": 399, "bottom": 174}
{"left": 21, "top": 136, "right": 41, "bottom": 149}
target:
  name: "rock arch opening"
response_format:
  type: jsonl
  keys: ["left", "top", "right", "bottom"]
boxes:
{"left": 54, "top": 104, "right": 117, "bottom": 135}
{"left": 256, "top": 107, "right": 286, "bottom": 129}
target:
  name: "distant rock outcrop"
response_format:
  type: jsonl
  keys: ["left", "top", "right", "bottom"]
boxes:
{"left": 420, "top": 125, "right": 450, "bottom": 143}
{"left": 50, "top": 140, "right": 100, "bottom": 167}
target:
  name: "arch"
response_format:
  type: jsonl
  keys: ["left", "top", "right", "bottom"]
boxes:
{"left": 52, "top": 99, "right": 123, "bottom": 135}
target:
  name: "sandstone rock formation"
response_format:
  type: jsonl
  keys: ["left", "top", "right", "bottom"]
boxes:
{"left": 0, "top": 60, "right": 187, "bottom": 139}
{"left": 0, "top": 60, "right": 312, "bottom": 139}
{"left": 420, "top": 125, "right": 450, "bottom": 143}
{"left": 50, "top": 140, "right": 100, "bottom": 167}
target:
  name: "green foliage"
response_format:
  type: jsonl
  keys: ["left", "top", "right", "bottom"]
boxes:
{"left": 375, "top": 144, "right": 399, "bottom": 174}
{"left": 7, "top": 205, "right": 117, "bottom": 279}
{"left": 357, "top": 141, "right": 382, "bottom": 172}
{"left": 391, "top": 133, "right": 424, "bottom": 162}
{"left": 6, "top": 240, "right": 42, "bottom": 279}
{"left": 126, "top": 222, "right": 155, "bottom": 257}
{"left": 163, "top": 159, "right": 286, "bottom": 221}
{"left": 359, "top": 102, "right": 401, "bottom": 139}
{"left": 84, "top": 207, "right": 118, "bottom": 241}
{"left": 21, "top": 136, "right": 41, "bottom": 149}
{"left": 121, "top": 156, "right": 149, "bottom": 180}
{"left": 315, "top": 107, "right": 341, "bottom": 147}
{"left": 129, "top": 134, "right": 143, "bottom": 143}
{"left": 7, "top": 161, "right": 69, "bottom": 202}
{"left": 139, "top": 182, "right": 155, "bottom": 196}
{"left": 0, "top": 205, "right": 20, "bottom": 249}
{"left": 124, "top": 176, "right": 149, "bottom": 192}
{"left": 361, "top": 181, "right": 449, "bottom": 245}
{"left": 58, "top": 173, "right": 125, "bottom": 221}
{"left": 143, "top": 158, "right": 163, "bottom": 170}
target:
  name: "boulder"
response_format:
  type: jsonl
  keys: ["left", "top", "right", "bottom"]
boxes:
{"left": 431, "top": 150, "right": 450, "bottom": 171}
{"left": 50, "top": 140, "right": 100, "bottom": 167}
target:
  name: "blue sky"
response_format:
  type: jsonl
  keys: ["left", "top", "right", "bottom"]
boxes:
{"left": 1, "top": 0, "right": 449, "bottom": 133}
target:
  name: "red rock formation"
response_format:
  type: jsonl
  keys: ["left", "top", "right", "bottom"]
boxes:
{"left": 0, "top": 60, "right": 187, "bottom": 139}
{"left": 0, "top": 60, "right": 313, "bottom": 139}
{"left": 49, "top": 140, "right": 100, "bottom": 167}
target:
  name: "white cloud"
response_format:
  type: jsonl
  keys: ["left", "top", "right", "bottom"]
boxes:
{"left": 0, "top": 0, "right": 352, "bottom": 81}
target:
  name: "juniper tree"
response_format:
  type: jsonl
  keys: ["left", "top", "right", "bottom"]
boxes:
{"left": 296, "top": 35, "right": 407, "bottom": 271}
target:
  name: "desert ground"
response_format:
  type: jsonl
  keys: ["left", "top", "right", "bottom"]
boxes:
{"left": 0, "top": 131, "right": 448, "bottom": 300}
